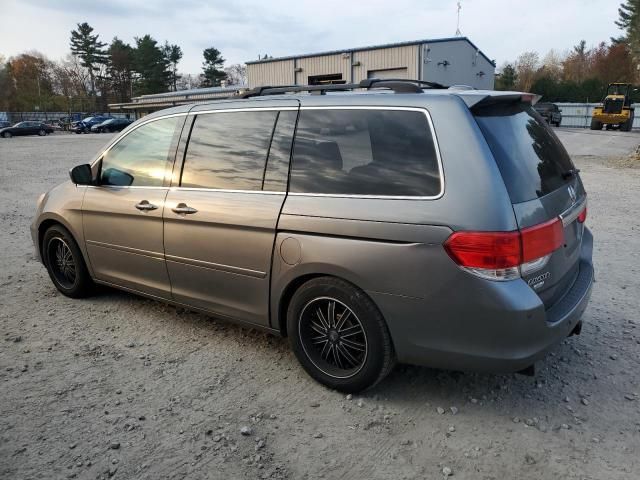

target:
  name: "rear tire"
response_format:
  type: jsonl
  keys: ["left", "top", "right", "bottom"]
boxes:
{"left": 42, "top": 225, "right": 94, "bottom": 298}
{"left": 287, "top": 277, "right": 395, "bottom": 392}
{"left": 38, "top": 129, "right": 45, "bottom": 136}
{"left": 590, "top": 119, "right": 603, "bottom": 130}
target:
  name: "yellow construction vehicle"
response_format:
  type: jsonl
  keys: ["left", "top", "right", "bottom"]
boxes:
{"left": 591, "top": 83, "right": 635, "bottom": 131}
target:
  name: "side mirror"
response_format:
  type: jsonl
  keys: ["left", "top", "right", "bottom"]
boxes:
{"left": 69, "top": 164, "right": 93, "bottom": 185}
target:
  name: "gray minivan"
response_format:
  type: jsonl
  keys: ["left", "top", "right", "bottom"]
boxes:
{"left": 31, "top": 80, "right": 593, "bottom": 392}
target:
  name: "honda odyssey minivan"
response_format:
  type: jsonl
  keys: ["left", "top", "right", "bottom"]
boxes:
{"left": 32, "top": 79, "right": 593, "bottom": 392}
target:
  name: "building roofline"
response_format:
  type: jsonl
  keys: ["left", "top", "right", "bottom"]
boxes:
{"left": 246, "top": 36, "right": 495, "bottom": 67}
{"left": 131, "top": 85, "right": 243, "bottom": 102}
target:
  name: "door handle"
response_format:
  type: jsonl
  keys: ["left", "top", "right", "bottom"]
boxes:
{"left": 135, "top": 200, "right": 158, "bottom": 211}
{"left": 172, "top": 203, "right": 198, "bottom": 215}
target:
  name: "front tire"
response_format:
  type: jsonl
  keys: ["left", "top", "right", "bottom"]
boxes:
{"left": 287, "top": 277, "right": 395, "bottom": 392}
{"left": 2, "top": 131, "right": 11, "bottom": 138}
{"left": 42, "top": 225, "right": 93, "bottom": 298}
{"left": 38, "top": 129, "right": 46, "bottom": 136}
{"left": 590, "top": 119, "right": 603, "bottom": 130}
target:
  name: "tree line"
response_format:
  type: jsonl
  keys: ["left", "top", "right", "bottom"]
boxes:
{"left": 0, "top": 22, "right": 246, "bottom": 113}
{"left": 2, "top": 2, "right": 639, "bottom": 113}
{"left": 496, "top": 0, "right": 640, "bottom": 102}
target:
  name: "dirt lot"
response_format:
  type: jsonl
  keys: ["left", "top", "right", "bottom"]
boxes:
{"left": 1, "top": 130, "right": 639, "bottom": 480}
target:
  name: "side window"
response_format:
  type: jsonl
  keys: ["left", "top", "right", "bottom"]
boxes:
{"left": 181, "top": 111, "right": 278, "bottom": 190}
{"left": 263, "top": 110, "right": 298, "bottom": 191}
{"left": 100, "top": 116, "right": 181, "bottom": 187}
{"left": 290, "top": 109, "right": 441, "bottom": 197}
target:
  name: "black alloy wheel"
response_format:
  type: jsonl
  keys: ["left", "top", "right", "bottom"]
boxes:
{"left": 287, "top": 277, "right": 395, "bottom": 392}
{"left": 47, "top": 237, "right": 76, "bottom": 289}
{"left": 42, "top": 225, "right": 93, "bottom": 298}
{"left": 298, "top": 297, "right": 368, "bottom": 378}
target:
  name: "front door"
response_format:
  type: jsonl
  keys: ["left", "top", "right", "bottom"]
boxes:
{"left": 82, "top": 115, "right": 184, "bottom": 298}
{"left": 163, "top": 105, "right": 298, "bottom": 326}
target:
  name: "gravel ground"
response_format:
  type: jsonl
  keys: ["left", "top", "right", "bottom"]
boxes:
{"left": 1, "top": 131, "right": 639, "bottom": 480}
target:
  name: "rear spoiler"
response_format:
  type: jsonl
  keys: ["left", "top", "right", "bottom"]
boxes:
{"left": 455, "top": 92, "right": 542, "bottom": 110}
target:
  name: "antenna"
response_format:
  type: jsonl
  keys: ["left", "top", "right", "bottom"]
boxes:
{"left": 455, "top": 1, "right": 462, "bottom": 36}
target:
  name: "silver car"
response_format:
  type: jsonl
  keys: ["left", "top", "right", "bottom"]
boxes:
{"left": 31, "top": 80, "right": 593, "bottom": 392}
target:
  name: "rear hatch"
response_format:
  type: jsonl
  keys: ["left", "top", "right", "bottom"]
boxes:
{"left": 473, "top": 100, "right": 587, "bottom": 309}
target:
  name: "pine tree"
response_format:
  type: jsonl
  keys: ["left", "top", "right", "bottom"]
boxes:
{"left": 496, "top": 63, "right": 517, "bottom": 90}
{"left": 615, "top": 0, "right": 640, "bottom": 72}
{"left": 201, "top": 48, "right": 227, "bottom": 87}
{"left": 107, "top": 37, "right": 134, "bottom": 102}
{"left": 133, "top": 35, "right": 170, "bottom": 95}
{"left": 69, "top": 22, "right": 107, "bottom": 95}
{"left": 162, "top": 42, "right": 183, "bottom": 91}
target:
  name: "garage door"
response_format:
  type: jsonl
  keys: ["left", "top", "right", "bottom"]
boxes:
{"left": 367, "top": 68, "right": 408, "bottom": 79}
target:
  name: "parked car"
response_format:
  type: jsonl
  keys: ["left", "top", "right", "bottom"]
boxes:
{"left": 91, "top": 118, "right": 133, "bottom": 133}
{"left": 32, "top": 80, "right": 593, "bottom": 392}
{"left": 1, "top": 121, "right": 54, "bottom": 138}
{"left": 534, "top": 102, "right": 562, "bottom": 126}
{"left": 45, "top": 120, "right": 63, "bottom": 131}
{"left": 0, "top": 120, "right": 11, "bottom": 129}
{"left": 72, "top": 116, "right": 114, "bottom": 134}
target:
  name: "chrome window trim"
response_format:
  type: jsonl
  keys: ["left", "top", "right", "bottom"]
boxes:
{"left": 188, "top": 106, "right": 298, "bottom": 116}
{"left": 92, "top": 105, "right": 445, "bottom": 200}
{"left": 289, "top": 105, "right": 445, "bottom": 200}
{"left": 560, "top": 195, "right": 587, "bottom": 227}
{"left": 86, "top": 185, "right": 169, "bottom": 190}
{"left": 170, "top": 187, "right": 285, "bottom": 195}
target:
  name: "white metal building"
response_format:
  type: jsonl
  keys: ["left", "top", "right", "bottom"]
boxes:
{"left": 247, "top": 37, "right": 495, "bottom": 89}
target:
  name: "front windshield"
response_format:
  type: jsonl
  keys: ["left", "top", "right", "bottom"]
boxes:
{"left": 83, "top": 117, "right": 94, "bottom": 122}
{"left": 608, "top": 84, "right": 628, "bottom": 96}
{"left": 14, "top": 122, "right": 25, "bottom": 127}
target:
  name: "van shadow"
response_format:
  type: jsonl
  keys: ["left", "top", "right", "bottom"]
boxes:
{"left": 88, "top": 285, "right": 594, "bottom": 417}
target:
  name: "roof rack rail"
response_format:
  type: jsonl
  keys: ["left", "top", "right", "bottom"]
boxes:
{"left": 238, "top": 78, "right": 447, "bottom": 98}
{"left": 448, "top": 84, "right": 476, "bottom": 90}
{"left": 359, "top": 78, "right": 446, "bottom": 90}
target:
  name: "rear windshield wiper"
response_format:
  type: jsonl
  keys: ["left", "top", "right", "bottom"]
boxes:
{"left": 562, "top": 168, "right": 581, "bottom": 180}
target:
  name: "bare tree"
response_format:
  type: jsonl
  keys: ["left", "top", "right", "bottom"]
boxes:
{"left": 515, "top": 51, "right": 540, "bottom": 92}
{"left": 540, "top": 49, "right": 565, "bottom": 81}
{"left": 224, "top": 64, "right": 247, "bottom": 86}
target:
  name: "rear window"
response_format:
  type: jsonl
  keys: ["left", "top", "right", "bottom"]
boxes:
{"left": 474, "top": 103, "right": 574, "bottom": 203}
{"left": 290, "top": 109, "right": 441, "bottom": 197}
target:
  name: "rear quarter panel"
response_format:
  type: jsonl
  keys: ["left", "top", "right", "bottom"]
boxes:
{"left": 272, "top": 94, "right": 518, "bottom": 330}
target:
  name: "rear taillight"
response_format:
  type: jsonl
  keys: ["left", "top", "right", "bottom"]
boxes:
{"left": 444, "top": 217, "right": 565, "bottom": 281}
{"left": 577, "top": 206, "right": 587, "bottom": 223}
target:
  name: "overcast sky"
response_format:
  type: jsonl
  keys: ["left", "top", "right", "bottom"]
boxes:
{"left": 0, "top": 0, "right": 623, "bottom": 73}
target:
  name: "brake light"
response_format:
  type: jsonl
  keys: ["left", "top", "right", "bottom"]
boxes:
{"left": 444, "top": 217, "right": 564, "bottom": 281}
{"left": 577, "top": 206, "right": 587, "bottom": 223}
{"left": 521, "top": 218, "right": 564, "bottom": 262}
{"left": 444, "top": 231, "right": 521, "bottom": 269}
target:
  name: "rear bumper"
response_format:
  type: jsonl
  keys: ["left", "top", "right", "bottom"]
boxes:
{"left": 593, "top": 111, "right": 631, "bottom": 123}
{"left": 370, "top": 228, "right": 594, "bottom": 373}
